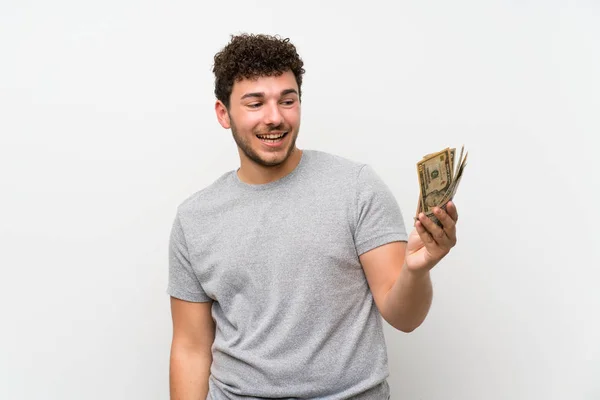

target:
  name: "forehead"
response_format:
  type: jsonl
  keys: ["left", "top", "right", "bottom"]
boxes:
{"left": 231, "top": 70, "right": 298, "bottom": 98}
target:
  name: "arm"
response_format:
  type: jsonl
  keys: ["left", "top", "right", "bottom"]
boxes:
{"left": 360, "top": 202, "right": 458, "bottom": 332}
{"left": 169, "top": 297, "right": 215, "bottom": 400}
{"left": 385, "top": 262, "right": 433, "bottom": 332}
{"left": 360, "top": 241, "right": 433, "bottom": 332}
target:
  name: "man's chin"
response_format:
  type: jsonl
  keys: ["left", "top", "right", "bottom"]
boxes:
{"left": 255, "top": 155, "right": 288, "bottom": 167}
{"left": 253, "top": 147, "right": 296, "bottom": 167}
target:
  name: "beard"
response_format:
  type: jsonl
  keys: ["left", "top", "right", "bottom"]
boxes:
{"left": 230, "top": 117, "right": 299, "bottom": 167}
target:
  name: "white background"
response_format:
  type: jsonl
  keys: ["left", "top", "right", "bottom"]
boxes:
{"left": 1, "top": 1, "right": 599, "bottom": 399}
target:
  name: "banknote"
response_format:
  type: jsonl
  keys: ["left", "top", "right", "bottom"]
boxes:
{"left": 415, "top": 145, "right": 468, "bottom": 227}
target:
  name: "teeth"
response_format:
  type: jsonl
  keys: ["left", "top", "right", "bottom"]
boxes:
{"left": 257, "top": 132, "right": 285, "bottom": 139}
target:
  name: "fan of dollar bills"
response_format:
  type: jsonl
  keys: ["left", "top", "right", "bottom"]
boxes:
{"left": 416, "top": 146, "right": 468, "bottom": 227}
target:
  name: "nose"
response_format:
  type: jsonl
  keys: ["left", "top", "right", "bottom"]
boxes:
{"left": 263, "top": 102, "right": 284, "bottom": 127}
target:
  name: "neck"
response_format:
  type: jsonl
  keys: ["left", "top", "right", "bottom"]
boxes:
{"left": 237, "top": 148, "right": 303, "bottom": 185}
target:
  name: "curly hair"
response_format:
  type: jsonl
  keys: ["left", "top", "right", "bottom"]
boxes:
{"left": 212, "top": 33, "right": 305, "bottom": 109}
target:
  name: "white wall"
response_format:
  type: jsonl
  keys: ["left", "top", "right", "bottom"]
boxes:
{"left": 1, "top": 1, "right": 599, "bottom": 399}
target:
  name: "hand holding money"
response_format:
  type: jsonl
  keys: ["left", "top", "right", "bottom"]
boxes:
{"left": 404, "top": 146, "right": 466, "bottom": 274}
{"left": 415, "top": 146, "right": 468, "bottom": 227}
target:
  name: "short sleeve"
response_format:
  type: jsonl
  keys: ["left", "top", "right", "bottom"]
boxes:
{"left": 167, "top": 213, "right": 212, "bottom": 302}
{"left": 354, "top": 164, "right": 408, "bottom": 256}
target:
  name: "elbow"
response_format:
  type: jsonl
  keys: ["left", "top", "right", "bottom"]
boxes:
{"left": 393, "top": 320, "right": 422, "bottom": 333}
{"left": 398, "top": 322, "right": 421, "bottom": 333}
{"left": 384, "top": 314, "right": 425, "bottom": 333}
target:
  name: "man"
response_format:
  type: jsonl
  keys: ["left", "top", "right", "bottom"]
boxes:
{"left": 168, "top": 33, "right": 458, "bottom": 399}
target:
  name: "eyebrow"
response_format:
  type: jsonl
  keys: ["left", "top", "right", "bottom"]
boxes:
{"left": 240, "top": 88, "right": 298, "bottom": 100}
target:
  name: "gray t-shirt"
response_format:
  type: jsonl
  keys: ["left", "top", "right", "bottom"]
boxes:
{"left": 168, "top": 149, "right": 408, "bottom": 399}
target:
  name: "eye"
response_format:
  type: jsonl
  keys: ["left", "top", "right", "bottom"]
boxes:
{"left": 281, "top": 99, "right": 295, "bottom": 106}
{"left": 247, "top": 103, "right": 262, "bottom": 109}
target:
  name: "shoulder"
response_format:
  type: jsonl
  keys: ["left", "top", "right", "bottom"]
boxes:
{"left": 303, "top": 149, "right": 388, "bottom": 190}
{"left": 305, "top": 150, "right": 397, "bottom": 201}
{"left": 304, "top": 149, "right": 367, "bottom": 178}
{"left": 175, "top": 170, "right": 235, "bottom": 218}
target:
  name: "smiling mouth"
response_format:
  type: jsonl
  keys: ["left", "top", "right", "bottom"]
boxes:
{"left": 256, "top": 132, "right": 288, "bottom": 143}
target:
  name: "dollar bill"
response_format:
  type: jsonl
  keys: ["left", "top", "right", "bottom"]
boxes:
{"left": 415, "top": 145, "right": 468, "bottom": 227}
{"left": 416, "top": 148, "right": 455, "bottom": 216}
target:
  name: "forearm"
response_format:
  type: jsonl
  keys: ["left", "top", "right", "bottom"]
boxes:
{"left": 382, "top": 264, "right": 433, "bottom": 332}
{"left": 169, "top": 344, "right": 212, "bottom": 400}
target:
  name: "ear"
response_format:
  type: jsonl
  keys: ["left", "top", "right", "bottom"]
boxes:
{"left": 215, "top": 100, "right": 231, "bottom": 129}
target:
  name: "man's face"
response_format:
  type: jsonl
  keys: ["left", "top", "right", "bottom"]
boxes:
{"left": 217, "top": 70, "right": 301, "bottom": 167}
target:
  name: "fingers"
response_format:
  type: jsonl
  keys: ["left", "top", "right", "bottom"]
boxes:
{"left": 446, "top": 201, "right": 459, "bottom": 223}
{"left": 434, "top": 207, "right": 457, "bottom": 245}
{"left": 418, "top": 212, "right": 448, "bottom": 245}
{"left": 415, "top": 219, "right": 435, "bottom": 246}
{"left": 418, "top": 208, "right": 456, "bottom": 248}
